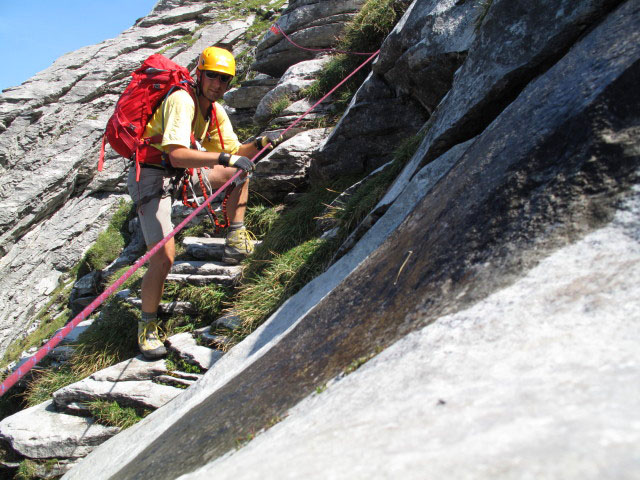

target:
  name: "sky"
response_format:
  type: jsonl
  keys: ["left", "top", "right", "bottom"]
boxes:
{"left": 0, "top": 0, "right": 159, "bottom": 91}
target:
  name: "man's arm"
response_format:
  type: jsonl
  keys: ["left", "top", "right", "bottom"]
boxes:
{"left": 167, "top": 145, "right": 221, "bottom": 169}
{"left": 168, "top": 145, "right": 254, "bottom": 172}
{"left": 235, "top": 142, "right": 261, "bottom": 159}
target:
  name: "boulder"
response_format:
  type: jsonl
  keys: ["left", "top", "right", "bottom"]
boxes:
{"left": 224, "top": 75, "right": 280, "bottom": 110}
{"left": 252, "top": 0, "right": 368, "bottom": 77}
{"left": 0, "top": 400, "right": 119, "bottom": 459}
{"left": 253, "top": 128, "right": 332, "bottom": 202}
{"left": 254, "top": 57, "right": 331, "bottom": 124}
{"left": 166, "top": 332, "right": 223, "bottom": 370}
{"left": 311, "top": 72, "right": 428, "bottom": 181}
{"left": 312, "top": 0, "right": 478, "bottom": 181}
{"left": 53, "top": 378, "right": 182, "bottom": 415}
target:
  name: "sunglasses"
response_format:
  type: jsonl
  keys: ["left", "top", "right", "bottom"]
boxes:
{"left": 204, "top": 71, "right": 233, "bottom": 83}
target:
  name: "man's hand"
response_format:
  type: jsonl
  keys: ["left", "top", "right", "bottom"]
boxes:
{"left": 254, "top": 134, "right": 285, "bottom": 151}
{"left": 219, "top": 152, "right": 255, "bottom": 173}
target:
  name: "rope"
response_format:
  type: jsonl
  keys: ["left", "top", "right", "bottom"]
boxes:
{"left": 270, "top": 23, "right": 378, "bottom": 56}
{"left": 0, "top": 48, "right": 380, "bottom": 398}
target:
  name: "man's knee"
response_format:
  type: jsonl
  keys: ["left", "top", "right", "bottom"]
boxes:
{"left": 148, "top": 243, "right": 175, "bottom": 275}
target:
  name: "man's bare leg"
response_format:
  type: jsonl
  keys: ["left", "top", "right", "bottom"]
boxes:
{"left": 138, "top": 237, "right": 174, "bottom": 359}
{"left": 141, "top": 237, "right": 175, "bottom": 313}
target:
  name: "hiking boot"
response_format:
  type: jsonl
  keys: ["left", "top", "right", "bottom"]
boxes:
{"left": 222, "top": 227, "right": 256, "bottom": 265}
{"left": 138, "top": 320, "right": 167, "bottom": 359}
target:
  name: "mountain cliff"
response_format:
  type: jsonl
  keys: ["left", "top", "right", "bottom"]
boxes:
{"left": 0, "top": 0, "right": 638, "bottom": 478}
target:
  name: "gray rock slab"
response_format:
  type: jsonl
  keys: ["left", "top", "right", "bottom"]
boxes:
{"left": 253, "top": 0, "right": 367, "bottom": 76}
{"left": 178, "top": 202, "right": 640, "bottom": 479}
{"left": 165, "top": 273, "right": 240, "bottom": 287}
{"left": 56, "top": 319, "right": 95, "bottom": 345}
{"left": 171, "top": 260, "right": 242, "bottom": 276}
{"left": 53, "top": 378, "right": 182, "bottom": 415}
{"left": 126, "top": 298, "right": 198, "bottom": 316}
{"left": 183, "top": 237, "right": 225, "bottom": 261}
{"left": 166, "top": 332, "right": 223, "bottom": 371}
{"left": 383, "top": 0, "right": 624, "bottom": 205}
{"left": 0, "top": 400, "right": 119, "bottom": 459}
{"left": 253, "top": 128, "right": 331, "bottom": 202}
{"left": 253, "top": 57, "right": 331, "bottom": 124}
{"left": 89, "top": 355, "right": 167, "bottom": 382}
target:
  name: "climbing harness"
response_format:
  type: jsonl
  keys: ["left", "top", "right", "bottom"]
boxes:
{"left": 180, "top": 167, "right": 233, "bottom": 232}
{"left": 0, "top": 43, "right": 381, "bottom": 397}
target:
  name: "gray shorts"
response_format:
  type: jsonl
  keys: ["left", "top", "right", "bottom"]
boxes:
{"left": 127, "top": 167, "right": 176, "bottom": 247}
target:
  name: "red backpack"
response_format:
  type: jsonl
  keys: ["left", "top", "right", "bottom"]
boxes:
{"left": 97, "top": 54, "right": 196, "bottom": 181}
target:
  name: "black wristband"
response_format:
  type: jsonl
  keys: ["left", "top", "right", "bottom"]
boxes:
{"left": 219, "top": 152, "right": 231, "bottom": 166}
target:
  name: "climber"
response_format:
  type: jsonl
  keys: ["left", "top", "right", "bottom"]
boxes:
{"left": 127, "top": 46, "right": 281, "bottom": 359}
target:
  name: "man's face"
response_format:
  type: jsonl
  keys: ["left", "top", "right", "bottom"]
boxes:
{"left": 200, "top": 70, "right": 233, "bottom": 101}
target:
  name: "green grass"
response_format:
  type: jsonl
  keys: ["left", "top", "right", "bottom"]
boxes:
{"left": 165, "top": 352, "right": 203, "bottom": 374}
{"left": 15, "top": 459, "right": 38, "bottom": 480}
{"left": 269, "top": 95, "right": 292, "bottom": 118}
{"left": 0, "top": 282, "right": 72, "bottom": 371}
{"left": 88, "top": 400, "right": 149, "bottom": 429}
{"left": 23, "top": 367, "right": 82, "bottom": 407}
{"left": 75, "top": 199, "right": 134, "bottom": 278}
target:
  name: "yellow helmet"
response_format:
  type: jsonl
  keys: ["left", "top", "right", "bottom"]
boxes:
{"left": 197, "top": 46, "right": 235, "bottom": 76}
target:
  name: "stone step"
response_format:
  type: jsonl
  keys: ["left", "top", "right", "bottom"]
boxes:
{"left": 52, "top": 356, "right": 180, "bottom": 415}
{"left": 195, "top": 330, "right": 233, "bottom": 350}
{"left": 182, "top": 237, "right": 261, "bottom": 262}
{"left": 171, "top": 260, "right": 242, "bottom": 276}
{"left": 165, "top": 273, "right": 238, "bottom": 287}
{"left": 166, "top": 332, "right": 223, "bottom": 371}
{"left": 182, "top": 237, "right": 225, "bottom": 261}
{"left": 0, "top": 400, "right": 119, "bottom": 461}
{"left": 212, "top": 310, "right": 243, "bottom": 330}
{"left": 125, "top": 298, "right": 198, "bottom": 316}
{"left": 55, "top": 318, "right": 95, "bottom": 345}
{"left": 154, "top": 374, "right": 199, "bottom": 389}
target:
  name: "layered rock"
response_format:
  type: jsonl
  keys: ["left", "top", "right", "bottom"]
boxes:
{"left": 0, "top": 0, "right": 253, "bottom": 354}
{"left": 252, "top": 0, "right": 368, "bottom": 77}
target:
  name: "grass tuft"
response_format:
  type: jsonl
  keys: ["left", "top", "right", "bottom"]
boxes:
{"left": 88, "top": 400, "right": 149, "bottom": 429}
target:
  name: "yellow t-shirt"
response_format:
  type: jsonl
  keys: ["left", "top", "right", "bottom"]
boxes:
{"left": 144, "top": 89, "right": 240, "bottom": 155}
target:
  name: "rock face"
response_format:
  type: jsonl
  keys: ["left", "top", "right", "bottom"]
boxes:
{"left": 0, "top": 0, "right": 254, "bottom": 354}
{"left": 63, "top": 1, "right": 640, "bottom": 479}
{"left": 0, "top": 0, "right": 637, "bottom": 478}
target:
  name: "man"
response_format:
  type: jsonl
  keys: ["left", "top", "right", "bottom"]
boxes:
{"left": 127, "top": 46, "right": 278, "bottom": 359}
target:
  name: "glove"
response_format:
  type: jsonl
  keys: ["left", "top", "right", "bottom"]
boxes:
{"left": 254, "top": 134, "right": 285, "bottom": 151}
{"left": 219, "top": 153, "right": 255, "bottom": 173}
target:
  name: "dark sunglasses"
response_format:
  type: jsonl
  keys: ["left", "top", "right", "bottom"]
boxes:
{"left": 204, "top": 71, "right": 233, "bottom": 83}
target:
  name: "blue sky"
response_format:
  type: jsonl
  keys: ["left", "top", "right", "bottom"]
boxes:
{"left": 0, "top": 0, "right": 158, "bottom": 91}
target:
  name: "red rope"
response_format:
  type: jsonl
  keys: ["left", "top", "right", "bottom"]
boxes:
{"left": 0, "top": 49, "right": 380, "bottom": 398}
{"left": 270, "top": 23, "right": 378, "bottom": 56}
